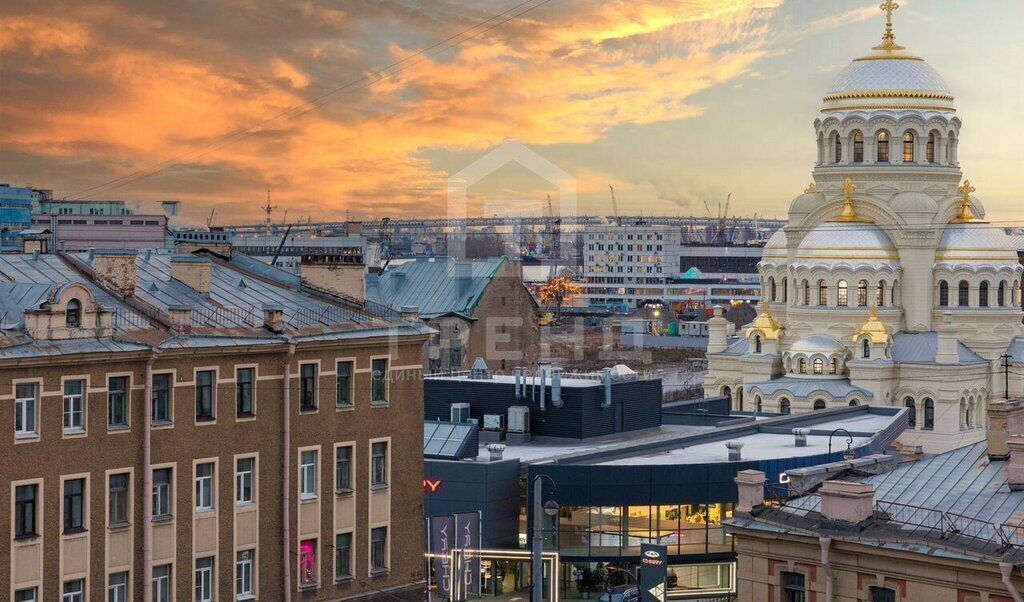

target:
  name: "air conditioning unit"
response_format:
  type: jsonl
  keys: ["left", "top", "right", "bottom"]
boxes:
{"left": 508, "top": 406, "right": 530, "bottom": 434}
{"left": 450, "top": 403, "right": 471, "bottom": 424}
{"left": 483, "top": 414, "right": 505, "bottom": 431}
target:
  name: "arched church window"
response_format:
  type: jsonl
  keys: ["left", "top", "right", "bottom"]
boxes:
{"left": 837, "top": 280, "right": 848, "bottom": 307}
{"left": 853, "top": 131, "right": 864, "bottom": 162}
{"left": 813, "top": 400, "right": 826, "bottom": 410}
{"left": 813, "top": 358, "right": 824, "bottom": 375}
{"left": 780, "top": 399, "right": 791, "bottom": 415}
{"left": 804, "top": 280, "right": 811, "bottom": 306}
{"left": 834, "top": 133, "right": 842, "bottom": 163}
{"left": 877, "top": 131, "right": 890, "bottom": 162}
{"left": 959, "top": 281, "right": 970, "bottom": 307}
{"left": 964, "top": 399, "right": 972, "bottom": 429}
{"left": 755, "top": 397, "right": 763, "bottom": 413}
{"left": 939, "top": 280, "right": 949, "bottom": 307}
{"left": 905, "top": 398, "right": 916, "bottom": 428}
{"left": 1000, "top": 281, "right": 1007, "bottom": 307}
{"left": 830, "top": 358, "right": 839, "bottom": 374}
{"left": 754, "top": 335, "right": 762, "bottom": 354}
{"left": 980, "top": 281, "right": 990, "bottom": 307}
{"left": 903, "top": 131, "right": 915, "bottom": 163}
{"left": 857, "top": 280, "right": 868, "bottom": 307}
{"left": 877, "top": 281, "right": 886, "bottom": 307}
{"left": 769, "top": 278, "right": 777, "bottom": 302}
{"left": 849, "top": 399, "right": 859, "bottom": 407}
{"left": 798, "top": 358, "right": 808, "bottom": 374}
{"left": 947, "top": 134, "right": 955, "bottom": 163}
{"left": 924, "top": 398, "right": 935, "bottom": 430}
{"left": 66, "top": 299, "right": 81, "bottom": 328}
{"left": 781, "top": 278, "right": 788, "bottom": 303}
{"left": 862, "top": 338, "right": 871, "bottom": 359}
{"left": 818, "top": 280, "right": 828, "bottom": 306}
{"left": 927, "top": 133, "right": 936, "bottom": 162}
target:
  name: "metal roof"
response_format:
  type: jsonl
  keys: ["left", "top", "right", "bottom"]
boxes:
{"left": 891, "top": 332, "right": 988, "bottom": 365}
{"left": 747, "top": 377, "right": 873, "bottom": 400}
{"left": 368, "top": 256, "right": 505, "bottom": 319}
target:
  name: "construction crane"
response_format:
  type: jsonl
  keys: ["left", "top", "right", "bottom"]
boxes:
{"left": 608, "top": 185, "right": 621, "bottom": 225}
{"left": 262, "top": 190, "right": 278, "bottom": 233}
{"left": 271, "top": 224, "right": 293, "bottom": 267}
{"left": 206, "top": 207, "right": 217, "bottom": 229}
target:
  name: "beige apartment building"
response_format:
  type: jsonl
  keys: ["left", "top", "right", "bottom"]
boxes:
{"left": 0, "top": 245, "right": 431, "bottom": 601}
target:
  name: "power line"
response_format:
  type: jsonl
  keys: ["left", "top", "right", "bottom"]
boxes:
{"left": 63, "top": 0, "right": 556, "bottom": 202}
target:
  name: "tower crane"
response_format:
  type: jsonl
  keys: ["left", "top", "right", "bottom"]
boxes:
{"left": 262, "top": 190, "right": 278, "bottom": 233}
{"left": 608, "top": 185, "right": 621, "bottom": 225}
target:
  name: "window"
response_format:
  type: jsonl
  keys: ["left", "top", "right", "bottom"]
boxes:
{"left": 66, "top": 299, "right": 81, "bottom": 328}
{"left": 927, "top": 133, "right": 936, "bottom": 162}
{"left": 109, "top": 473, "right": 130, "bottom": 525}
{"left": 299, "top": 539, "right": 318, "bottom": 586}
{"left": 372, "top": 442, "right": 388, "bottom": 487}
{"left": 853, "top": 131, "right": 864, "bottom": 162}
{"left": 781, "top": 571, "right": 805, "bottom": 602}
{"left": 335, "top": 533, "right": 353, "bottom": 580}
{"left": 818, "top": 280, "right": 828, "bottom": 306}
{"left": 15, "top": 383, "right": 37, "bottom": 437}
{"left": 837, "top": 280, "right": 848, "bottom": 306}
{"left": 195, "top": 462, "right": 214, "bottom": 511}
{"left": 153, "top": 373, "right": 171, "bottom": 423}
{"left": 62, "top": 379, "right": 86, "bottom": 433}
{"left": 812, "top": 358, "right": 824, "bottom": 375}
{"left": 980, "top": 281, "right": 990, "bottom": 307}
{"left": 15, "top": 484, "right": 38, "bottom": 538}
{"left": 877, "top": 281, "right": 886, "bottom": 307}
{"left": 939, "top": 280, "right": 949, "bottom": 306}
{"left": 1000, "top": 281, "right": 1008, "bottom": 307}
{"left": 300, "top": 450, "right": 318, "bottom": 499}
{"left": 924, "top": 398, "right": 935, "bottom": 430}
{"left": 862, "top": 338, "right": 871, "bottom": 359}
{"left": 371, "top": 358, "right": 389, "bottom": 403}
{"left": 236, "top": 367, "right": 254, "bottom": 416}
{"left": 834, "top": 133, "right": 842, "bottom": 163}
{"left": 153, "top": 564, "right": 172, "bottom": 602}
{"left": 959, "top": 280, "right": 970, "bottom": 307}
{"left": 877, "top": 131, "right": 890, "bottom": 162}
{"left": 855, "top": 280, "right": 868, "bottom": 307}
{"left": 108, "top": 571, "right": 128, "bottom": 602}
{"left": 63, "top": 478, "right": 85, "bottom": 532}
{"left": 336, "top": 446, "right": 352, "bottom": 492}
{"left": 236, "top": 457, "right": 254, "bottom": 504}
{"left": 108, "top": 376, "right": 128, "bottom": 428}
{"left": 195, "top": 556, "right": 214, "bottom": 602}
{"left": 195, "top": 370, "right": 214, "bottom": 420}
{"left": 15, "top": 588, "right": 37, "bottom": 602}
{"left": 371, "top": 526, "right": 388, "bottom": 571}
{"left": 906, "top": 398, "right": 917, "bottom": 428}
{"left": 870, "top": 587, "right": 897, "bottom": 602}
{"left": 813, "top": 400, "right": 826, "bottom": 410}
{"left": 803, "top": 281, "right": 810, "bottom": 306}
{"left": 236, "top": 550, "right": 255, "bottom": 598}
{"left": 830, "top": 358, "right": 839, "bottom": 374}
{"left": 903, "top": 131, "right": 915, "bottom": 163}
{"left": 798, "top": 358, "right": 807, "bottom": 374}
{"left": 153, "top": 468, "right": 172, "bottom": 519}
{"left": 336, "top": 361, "right": 354, "bottom": 408}
{"left": 769, "top": 278, "right": 777, "bottom": 301}
{"left": 63, "top": 579, "right": 85, "bottom": 602}
{"left": 300, "top": 363, "right": 318, "bottom": 410}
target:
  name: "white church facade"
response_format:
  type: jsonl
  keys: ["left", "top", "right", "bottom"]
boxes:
{"left": 704, "top": 4, "right": 1024, "bottom": 453}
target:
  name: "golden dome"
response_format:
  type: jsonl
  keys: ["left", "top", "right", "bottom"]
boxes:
{"left": 747, "top": 307, "right": 782, "bottom": 341}
{"left": 852, "top": 306, "right": 890, "bottom": 345}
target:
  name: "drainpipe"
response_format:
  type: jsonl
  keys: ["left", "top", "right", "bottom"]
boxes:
{"left": 819, "top": 536, "right": 833, "bottom": 602}
{"left": 282, "top": 341, "right": 297, "bottom": 602}
{"left": 143, "top": 349, "right": 161, "bottom": 602}
{"left": 1001, "top": 562, "right": 1023, "bottom": 602}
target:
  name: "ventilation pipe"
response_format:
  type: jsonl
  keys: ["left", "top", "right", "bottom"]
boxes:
{"left": 820, "top": 537, "right": 834, "bottom": 602}
{"left": 538, "top": 365, "right": 548, "bottom": 411}
{"left": 1001, "top": 563, "right": 1023, "bottom": 602}
{"left": 514, "top": 368, "right": 523, "bottom": 399}
{"left": 793, "top": 428, "right": 810, "bottom": 448}
{"left": 487, "top": 443, "right": 506, "bottom": 461}
{"left": 726, "top": 441, "right": 744, "bottom": 461}
{"left": 602, "top": 368, "right": 613, "bottom": 409}
{"left": 551, "top": 367, "right": 563, "bottom": 408}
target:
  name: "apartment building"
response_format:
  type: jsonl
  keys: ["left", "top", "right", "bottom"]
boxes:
{"left": 581, "top": 223, "right": 682, "bottom": 310}
{"left": 0, "top": 246, "right": 431, "bottom": 601}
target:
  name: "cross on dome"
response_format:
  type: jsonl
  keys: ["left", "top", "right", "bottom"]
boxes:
{"left": 950, "top": 180, "right": 981, "bottom": 223}
{"left": 876, "top": 0, "right": 904, "bottom": 51}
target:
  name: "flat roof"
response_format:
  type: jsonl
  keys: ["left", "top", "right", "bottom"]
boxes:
{"left": 599, "top": 431, "right": 871, "bottom": 466}
{"left": 477, "top": 425, "right": 715, "bottom": 463}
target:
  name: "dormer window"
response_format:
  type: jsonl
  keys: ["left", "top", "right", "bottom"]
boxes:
{"left": 66, "top": 299, "right": 81, "bottom": 328}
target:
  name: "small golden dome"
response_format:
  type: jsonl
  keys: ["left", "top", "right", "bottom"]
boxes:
{"left": 852, "top": 306, "right": 890, "bottom": 345}
{"left": 747, "top": 307, "right": 782, "bottom": 341}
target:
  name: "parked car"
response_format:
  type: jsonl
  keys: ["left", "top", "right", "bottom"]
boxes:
{"left": 598, "top": 584, "right": 639, "bottom": 602}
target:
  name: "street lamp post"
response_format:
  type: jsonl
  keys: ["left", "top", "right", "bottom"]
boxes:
{"left": 532, "top": 475, "right": 559, "bottom": 602}
{"left": 827, "top": 428, "right": 854, "bottom": 458}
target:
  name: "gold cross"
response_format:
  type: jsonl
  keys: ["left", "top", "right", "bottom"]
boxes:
{"left": 878, "top": 0, "right": 901, "bottom": 49}
{"left": 959, "top": 179, "right": 976, "bottom": 203}
{"left": 951, "top": 179, "right": 978, "bottom": 223}
{"left": 842, "top": 178, "right": 857, "bottom": 199}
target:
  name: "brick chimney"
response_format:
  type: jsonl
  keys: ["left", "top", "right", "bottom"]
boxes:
{"left": 935, "top": 312, "right": 959, "bottom": 365}
{"left": 400, "top": 305, "right": 420, "bottom": 323}
{"left": 1008, "top": 436, "right": 1024, "bottom": 491}
{"left": 170, "top": 255, "right": 213, "bottom": 295}
{"left": 988, "top": 399, "right": 1024, "bottom": 460}
{"left": 734, "top": 470, "right": 766, "bottom": 514}
{"left": 819, "top": 481, "right": 875, "bottom": 524}
{"left": 707, "top": 306, "right": 730, "bottom": 354}
{"left": 263, "top": 304, "right": 285, "bottom": 334}
{"left": 92, "top": 249, "right": 138, "bottom": 297}
{"left": 167, "top": 305, "right": 193, "bottom": 332}
{"left": 299, "top": 251, "right": 365, "bottom": 302}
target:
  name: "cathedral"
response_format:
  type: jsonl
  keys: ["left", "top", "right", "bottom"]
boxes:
{"left": 704, "top": 3, "right": 1024, "bottom": 453}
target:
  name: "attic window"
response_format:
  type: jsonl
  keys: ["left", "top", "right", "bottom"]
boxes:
{"left": 66, "top": 299, "right": 81, "bottom": 328}
{"left": 237, "top": 278, "right": 247, "bottom": 289}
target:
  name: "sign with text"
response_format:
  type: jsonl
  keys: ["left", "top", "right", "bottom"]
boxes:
{"left": 454, "top": 512, "right": 481, "bottom": 600}
{"left": 639, "top": 543, "right": 668, "bottom": 602}
{"left": 431, "top": 515, "right": 455, "bottom": 600}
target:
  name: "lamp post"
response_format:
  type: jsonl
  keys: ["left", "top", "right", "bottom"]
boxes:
{"left": 532, "top": 475, "right": 559, "bottom": 602}
{"left": 827, "top": 428, "right": 854, "bottom": 459}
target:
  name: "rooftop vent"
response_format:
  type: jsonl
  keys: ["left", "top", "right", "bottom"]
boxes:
{"left": 726, "top": 441, "right": 744, "bottom": 461}
{"left": 469, "top": 357, "right": 491, "bottom": 380}
{"left": 793, "top": 428, "right": 810, "bottom": 447}
{"left": 487, "top": 443, "right": 506, "bottom": 462}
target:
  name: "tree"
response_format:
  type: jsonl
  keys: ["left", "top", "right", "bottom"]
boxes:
{"left": 538, "top": 276, "right": 582, "bottom": 320}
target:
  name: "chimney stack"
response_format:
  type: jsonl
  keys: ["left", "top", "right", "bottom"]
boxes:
{"left": 92, "top": 249, "right": 138, "bottom": 297}
{"left": 935, "top": 312, "right": 959, "bottom": 365}
{"left": 170, "top": 255, "right": 213, "bottom": 295}
{"left": 400, "top": 305, "right": 420, "bottom": 324}
{"left": 793, "top": 428, "right": 810, "bottom": 447}
{"left": 734, "top": 470, "right": 766, "bottom": 514}
{"left": 167, "top": 305, "right": 193, "bottom": 332}
{"left": 988, "top": 399, "right": 1024, "bottom": 460}
{"left": 726, "top": 441, "right": 744, "bottom": 461}
{"left": 707, "top": 306, "right": 730, "bottom": 354}
{"left": 299, "top": 251, "right": 365, "bottom": 302}
{"left": 263, "top": 304, "right": 285, "bottom": 334}
{"left": 819, "top": 481, "right": 875, "bottom": 524}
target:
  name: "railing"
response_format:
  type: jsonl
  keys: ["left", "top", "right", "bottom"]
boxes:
{"left": 112, "top": 308, "right": 152, "bottom": 330}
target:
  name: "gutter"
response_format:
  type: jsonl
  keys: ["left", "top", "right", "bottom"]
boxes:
{"left": 143, "top": 349, "right": 162, "bottom": 602}
{"left": 1001, "top": 563, "right": 1023, "bottom": 602}
{"left": 282, "top": 340, "right": 296, "bottom": 602}
{"left": 820, "top": 536, "right": 833, "bottom": 602}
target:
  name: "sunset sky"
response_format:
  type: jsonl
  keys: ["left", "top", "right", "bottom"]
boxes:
{"left": 3, "top": 1, "right": 1024, "bottom": 224}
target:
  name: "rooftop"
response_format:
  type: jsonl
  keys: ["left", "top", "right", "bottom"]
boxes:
{"left": 368, "top": 256, "right": 509, "bottom": 320}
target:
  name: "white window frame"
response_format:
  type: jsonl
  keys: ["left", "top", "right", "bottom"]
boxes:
{"left": 195, "top": 461, "right": 215, "bottom": 512}
{"left": 153, "top": 564, "right": 172, "bottom": 602}
{"left": 195, "top": 556, "right": 214, "bottom": 602}
{"left": 235, "top": 456, "right": 255, "bottom": 505}
{"left": 335, "top": 444, "right": 354, "bottom": 493}
{"left": 152, "top": 466, "right": 173, "bottom": 519}
{"left": 15, "top": 382, "right": 38, "bottom": 438}
{"left": 108, "top": 571, "right": 128, "bottom": 602}
{"left": 62, "top": 579, "right": 85, "bottom": 602}
{"left": 63, "top": 379, "right": 86, "bottom": 434}
{"left": 370, "top": 526, "right": 389, "bottom": 572}
{"left": 300, "top": 448, "right": 318, "bottom": 500}
{"left": 236, "top": 549, "right": 255, "bottom": 599}
{"left": 14, "top": 587, "right": 37, "bottom": 602}
{"left": 371, "top": 441, "right": 389, "bottom": 488}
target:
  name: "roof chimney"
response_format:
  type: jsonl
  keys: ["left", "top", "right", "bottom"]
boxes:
{"left": 263, "top": 303, "right": 285, "bottom": 334}
{"left": 170, "top": 255, "right": 213, "bottom": 295}
{"left": 707, "top": 306, "right": 730, "bottom": 354}
{"left": 299, "top": 251, "right": 365, "bottom": 302}
{"left": 935, "top": 312, "right": 959, "bottom": 365}
{"left": 734, "top": 470, "right": 766, "bottom": 514}
{"left": 92, "top": 249, "right": 138, "bottom": 297}
{"left": 167, "top": 304, "right": 193, "bottom": 332}
{"left": 400, "top": 305, "right": 420, "bottom": 324}
{"left": 988, "top": 399, "right": 1024, "bottom": 460}
{"left": 819, "top": 481, "right": 875, "bottom": 524}
{"left": 793, "top": 428, "right": 810, "bottom": 447}
{"left": 726, "top": 441, "right": 744, "bottom": 461}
